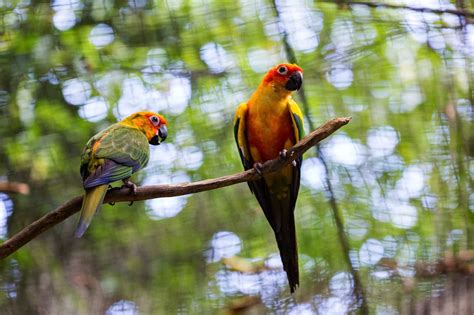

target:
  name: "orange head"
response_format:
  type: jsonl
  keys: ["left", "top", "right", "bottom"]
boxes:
{"left": 263, "top": 63, "right": 303, "bottom": 92}
{"left": 121, "top": 111, "right": 168, "bottom": 145}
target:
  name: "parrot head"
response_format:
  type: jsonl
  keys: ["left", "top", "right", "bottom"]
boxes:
{"left": 263, "top": 63, "right": 303, "bottom": 92}
{"left": 122, "top": 111, "right": 168, "bottom": 145}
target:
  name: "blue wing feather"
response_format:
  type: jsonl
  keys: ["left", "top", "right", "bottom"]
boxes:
{"left": 83, "top": 159, "right": 133, "bottom": 189}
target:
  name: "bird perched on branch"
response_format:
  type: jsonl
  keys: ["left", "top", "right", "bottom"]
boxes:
{"left": 75, "top": 111, "right": 168, "bottom": 238}
{"left": 234, "top": 63, "right": 304, "bottom": 293}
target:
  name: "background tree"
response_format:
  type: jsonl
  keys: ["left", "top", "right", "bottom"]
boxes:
{"left": 0, "top": 0, "right": 473, "bottom": 313}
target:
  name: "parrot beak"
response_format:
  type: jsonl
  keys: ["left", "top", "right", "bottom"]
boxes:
{"left": 159, "top": 125, "right": 168, "bottom": 142}
{"left": 285, "top": 71, "right": 303, "bottom": 91}
{"left": 149, "top": 125, "right": 167, "bottom": 145}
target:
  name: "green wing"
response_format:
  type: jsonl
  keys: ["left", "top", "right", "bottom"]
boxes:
{"left": 287, "top": 98, "right": 304, "bottom": 220}
{"left": 81, "top": 124, "right": 150, "bottom": 188}
{"left": 95, "top": 124, "right": 150, "bottom": 170}
{"left": 288, "top": 99, "right": 304, "bottom": 142}
{"left": 233, "top": 102, "right": 252, "bottom": 170}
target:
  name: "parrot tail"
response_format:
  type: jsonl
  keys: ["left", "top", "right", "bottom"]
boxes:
{"left": 249, "top": 176, "right": 300, "bottom": 293}
{"left": 75, "top": 184, "right": 108, "bottom": 238}
{"left": 274, "top": 206, "right": 299, "bottom": 294}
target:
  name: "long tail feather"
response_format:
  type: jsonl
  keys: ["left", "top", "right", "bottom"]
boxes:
{"left": 250, "top": 174, "right": 300, "bottom": 293}
{"left": 274, "top": 205, "right": 299, "bottom": 293}
{"left": 75, "top": 185, "right": 108, "bottom": 238}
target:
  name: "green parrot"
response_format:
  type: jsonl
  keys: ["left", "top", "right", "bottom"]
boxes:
{"left": 75, "top": 111, "right": 168, "bottom": 238}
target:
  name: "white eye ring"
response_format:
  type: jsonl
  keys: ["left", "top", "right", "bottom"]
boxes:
{"left": 278, "top": 66, "right": 288, "bottom": 75}
{"left": 150, "top": 116, "right": 160, "bottom": 126}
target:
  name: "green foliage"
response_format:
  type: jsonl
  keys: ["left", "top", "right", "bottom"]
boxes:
{"left": 0, "top": 0, "right": 473, "bottom": 313}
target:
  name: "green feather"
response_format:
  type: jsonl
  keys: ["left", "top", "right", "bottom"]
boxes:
{"left": 94, "top": 124, "right": 150, "bottom": 169}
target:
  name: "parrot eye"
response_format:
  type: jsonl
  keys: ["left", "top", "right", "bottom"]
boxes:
{"left": 277, "top": 66, "right": 288, "bottom": 75}
{"left": 150, "top": 116, "right": 160, "bottom": 126}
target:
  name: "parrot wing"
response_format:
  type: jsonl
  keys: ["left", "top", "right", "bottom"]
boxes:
{"left": 233, "top": 102, "right": 252, "bottom": 170}
{"left": 287, "top": 98, "right": 304, "bottom": 212}
{"left": 234, "top": 102, "right": 264, "bottom": 197}
{"left": 81, "top": 124, "right": 150, "bottom": 189}
{"left": 288, "top": 99, "right": 304, "bottom": 142}
{"left": 94, "top": 124, "right": 150, "bottom": 171}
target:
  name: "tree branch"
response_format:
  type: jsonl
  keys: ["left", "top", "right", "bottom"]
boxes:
{"left": 0, "top": 182, "right": 30, "bottom": 195}
{"left": 0, "top": 117, "right": 352, "bottom": 260}
{"left": 324, "top": 0, "right": 474, "bottom": 19}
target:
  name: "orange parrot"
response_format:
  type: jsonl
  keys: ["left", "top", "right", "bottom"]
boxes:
{"left": 234, "top": 64, "right": 304, "bottom": 293}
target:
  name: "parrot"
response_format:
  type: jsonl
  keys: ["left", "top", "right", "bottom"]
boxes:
{"left": 233, "top": 63, "right": 304, "bottom": 293}
{"left": 75, "top": 111, "right": 168, "bottom": 238}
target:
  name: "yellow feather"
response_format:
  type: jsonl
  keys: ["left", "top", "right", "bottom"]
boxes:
{"left": 75, "top": 185, "right": 108, "bottom": 238}
{"left": 234, "top": 102, "right": 250, "bottom": 161}
{"left": 288, "top": 99, "right": 305, "bottom": 141}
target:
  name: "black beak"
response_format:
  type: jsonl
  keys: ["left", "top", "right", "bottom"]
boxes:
{"left": 285, "top": 71, "right": 303, "bottom": 91}
{"left": 159, "top": 125, "right": 167, "bottom": 142}
{"left": 149, "top": 125, "right": 168, "bottom": 145}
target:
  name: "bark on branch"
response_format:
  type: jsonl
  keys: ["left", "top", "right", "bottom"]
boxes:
{"left": 0, "top": 182, "right": 30, "bottom": 195}
{"left": 0, "top": 117, "right": 352, "bottom": 260}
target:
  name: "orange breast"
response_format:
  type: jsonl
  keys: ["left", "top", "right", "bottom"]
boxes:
{"left": 247, "top": 110, "right": 295, "bottom": 162}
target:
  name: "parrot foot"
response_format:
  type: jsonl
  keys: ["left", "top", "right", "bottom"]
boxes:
{"left": 253, "top": 162, "right": 264, "bottom": 176}
{"left": 122, "top": 179, "right": 137, "bottom": 195}
{"left": 280, "top": 149, "right": 297, "bottom": 167}
{"left": 107, "top": 185, "right": 117, "bottom": 205}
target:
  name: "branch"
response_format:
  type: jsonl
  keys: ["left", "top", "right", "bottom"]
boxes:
{"left": 0, "top": 182, "right": 30, "bottom": 195}
{"left": 0, "top": 117, "right": 352, "bottom": 260}
{"left": 324, "top": 0, "right": 474, "bottom": 19}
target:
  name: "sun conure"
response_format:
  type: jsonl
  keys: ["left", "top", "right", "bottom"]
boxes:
{"left": 234, "top": 64, "right": 304, "bottom": 293}
{"left": 75, "top": 111, "right": 168, "bottom": 238}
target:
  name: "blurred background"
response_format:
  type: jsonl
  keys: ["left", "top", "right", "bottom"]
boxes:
{"left": 0, "top": 0, "right": 473, "bottom": 313}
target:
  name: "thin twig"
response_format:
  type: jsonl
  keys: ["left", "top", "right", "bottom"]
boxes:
{"left": 0, "top": 117, "right": 352, "bottom": 260}
{"left": 323, "top": 0, "right": 474, "bottom": 19}
{"left": 0, "top": 182, "right": 30, "bottom": 195}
